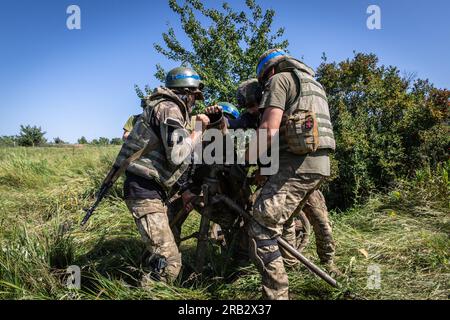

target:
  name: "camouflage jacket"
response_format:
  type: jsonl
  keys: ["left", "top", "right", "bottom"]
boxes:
{"left": 114, "top": 87, "right": 193, "bottom": 191}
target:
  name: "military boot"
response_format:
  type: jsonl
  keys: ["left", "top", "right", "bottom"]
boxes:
{"left": 323, "top": 261, "right": 343, "bottom": 278}
{"left": 140, "top": 253, "right": 169, "bottom": 286}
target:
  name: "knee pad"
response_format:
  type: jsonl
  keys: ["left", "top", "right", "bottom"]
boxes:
{"left": 250, "top": 237, "right": 282, "bottom": 269}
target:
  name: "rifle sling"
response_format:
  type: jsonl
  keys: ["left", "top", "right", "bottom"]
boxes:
{"left": 110, "top": 139, "right": 159, "bottom": 184}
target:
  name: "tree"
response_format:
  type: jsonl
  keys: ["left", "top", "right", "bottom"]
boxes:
{"left": 98, "top": 137, "right": 110, "bottom": 145}
{"left": 53, "top": 137, "right": 66, "bottom": 145}
{"left": 134, "top": 84, "right": 155, "bottom": 99}
{"left": 17, "top": 125, "right": 47, "bottom": 147}
{"left": 77, "top": 136, "right": 88, "bottom": 144}
{"left": 110, "top": 137, "right": 123, "bottom": 145}
{"left": 316, "top": 52, "right": 450, "bottom": 209}
{"left": 0, "top": 136, "right": 18, "bottom": 147}
{"left": 151, "top": 0, "right": 288, "bottom": 105}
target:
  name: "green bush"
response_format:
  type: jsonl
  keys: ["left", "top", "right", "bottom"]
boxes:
{"left": 317, "top": 53, "right": 449, "bottom": 209}
{"left": 17, "top": 125, "right": 47, "bottom": 147}
{"left": 110, "top": 138, "right": 123, "bottom": 145}
{"left": 0, "top": 136, "right": 18, "bottom": 147}
{"left": 77, "top": 136, "right": 88, "bottom": 145}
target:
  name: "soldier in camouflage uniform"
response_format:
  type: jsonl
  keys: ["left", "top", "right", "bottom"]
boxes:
{"left": 122, "top": 98, "right": 147, "bottom": 140}
{"left": 247, "top": 49, "right": 337, "bottom": 300}
{"left": 123, "top": 115, "right": 137, "bottom": 140}
{"left": 301, "top": 190, "right": 339, "bottom": 273}
{"left": 235, "top": 79, "right": 341, "bottom": 276}
{"left": 115, "top": 67, "right": 210, "bottom": 284}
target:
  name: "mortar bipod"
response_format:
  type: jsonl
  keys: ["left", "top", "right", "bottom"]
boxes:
{"left": 194, "top": 165, "right": 223, "bottom": 272}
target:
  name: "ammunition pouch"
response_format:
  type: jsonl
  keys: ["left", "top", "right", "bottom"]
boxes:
{"left": 285, "top": 110, "right": 319, "bottom": 155}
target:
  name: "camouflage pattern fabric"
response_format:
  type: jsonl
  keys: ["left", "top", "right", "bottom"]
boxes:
{"left": 248, "top": 162, "right": 324, "bottom": 300}
{"left": 236, "top": 79, "right": 262, "bottom": 108}
{"left": 126, "top": 198, "right": 182, "bottom": 283}
{"left": 114, "top": 87, "right": 192, "bottom": 191}
{"left": 303, "top": 189, "right": 336, "bottom": 264}
{"left": 167, "top": 194, "right": 185, "bottom": 246}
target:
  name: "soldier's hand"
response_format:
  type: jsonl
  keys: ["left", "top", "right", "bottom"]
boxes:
{"left": 181, "top": 190, "right": 196, "bottom": 213}
{"left": 205, "top": 105, "right": 222, "bottom": 114}
{"left": 195, "top": 114, "right": 210, "bottom": 131}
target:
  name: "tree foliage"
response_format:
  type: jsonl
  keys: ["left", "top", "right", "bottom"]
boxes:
{"left": 98, "top": 137, "right": 110, "bottom": 145}
{"left": 0, "top": 136, "right": 17, "bottom": 147}
{"left": 53, "top": 137, "right": 66, "bottom": 145}
{"left": 90, "top": 137, "right": 110, "bottom": 145}
{"left": 17, "top": 125, "right": 47, "bottom": 147}
{"left": 110, "top": 137, "right": 123, "bottom": 145}
{"left": 134, "top": 84, "right": 154, "bottom": 99}
{"left": 152, "top": 0, "right": 288, "bottom": 104}
{"left": 77, "top": 136, "right": 88, "bottom": 144}
{"left": 317, "top": 53, "right": 449, "bottom": 208}
{"left": 143, "top": 1, "right": 449, "bottom": 210}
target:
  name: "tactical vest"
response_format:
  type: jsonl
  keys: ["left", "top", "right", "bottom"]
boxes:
{"left": 276, "top": 58, "right": 336, "bottom": 154}
{"left": 113, "top": 87, "right": 191, "bottom": 192}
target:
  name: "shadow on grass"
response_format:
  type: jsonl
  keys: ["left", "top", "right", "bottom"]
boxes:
{"left": 177, "top": 238, "right": 256, "bottom": 298}
{"left": 73, "top": 237, "right": 146, "bottom": 290}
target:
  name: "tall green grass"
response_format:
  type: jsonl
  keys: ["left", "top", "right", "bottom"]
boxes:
{"left": 0, "top": 146, "right": 448, "bottom": 300}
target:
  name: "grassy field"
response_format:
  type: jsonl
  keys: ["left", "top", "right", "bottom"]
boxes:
{"left": 0, "top": 146, "right": 448, "bottom": 300}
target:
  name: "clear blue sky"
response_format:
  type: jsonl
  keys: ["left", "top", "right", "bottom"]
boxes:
{"left": 0, "top": 0, "right": 449, "bottom": 143}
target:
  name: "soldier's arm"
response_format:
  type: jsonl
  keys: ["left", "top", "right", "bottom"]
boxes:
{"left": 158, "top": 104, "right": 190, "bottom": 165}
{"left": 158, "top": 103, "right": 208, "bottom": 166}
{"left": 257, "top": 107, "right": 283, "bottom": 156}
{"left": 247, "top": 74, "right": 288, "bottom": 160}
{"left": 205, "top": 105, "right": 258, "bottom": 130}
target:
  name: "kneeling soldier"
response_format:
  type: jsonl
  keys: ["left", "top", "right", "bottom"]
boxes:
{"left": 116, "top": 67, "right": 209, "bottom": 284}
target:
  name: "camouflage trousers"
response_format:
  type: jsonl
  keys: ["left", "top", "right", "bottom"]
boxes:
{"left": 126, "top": 198, "right": 182, "bottom": 283}
{"left": 249, "top": 169, "right": 324, "bottom": 300}
{"left": 303, "top": 190, "right": 336, "bottom": 264}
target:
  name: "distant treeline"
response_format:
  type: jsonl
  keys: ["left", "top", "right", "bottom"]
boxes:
{"left": 76, "top": 136, "right": 123, "bottom": 146}
{"left": 0, "top": 125, "right": 122, "bottom": 147}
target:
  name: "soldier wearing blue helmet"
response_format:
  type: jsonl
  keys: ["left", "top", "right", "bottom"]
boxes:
{"left": 116, "top": 66, "right": 210, "bottom": 286}
{"left": 248, "top": 49, "right": 338, "bottom": 300}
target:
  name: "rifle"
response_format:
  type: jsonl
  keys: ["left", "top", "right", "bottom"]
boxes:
{"left": 81, "top": 139, "right": 159, "bottom": 226}
{"left": 81, "top": 167, "right": 118, "bottom": 226}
